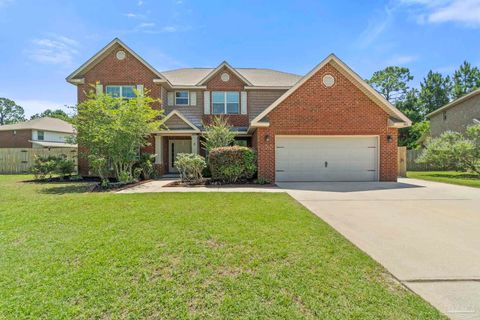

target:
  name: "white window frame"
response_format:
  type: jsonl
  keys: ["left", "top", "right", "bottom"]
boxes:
{"left": 105, "top": 85, "right": 136, "bottom": 98}
{"left": 175, "top": 91, "right": 189, "bottom": 106}
{"left": 212, "top": 91, "right": 240, "bottom": 115}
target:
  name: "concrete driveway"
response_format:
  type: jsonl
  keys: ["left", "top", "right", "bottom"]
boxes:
{"left": 278, "top": 178, "right": 480, "bottom": 320}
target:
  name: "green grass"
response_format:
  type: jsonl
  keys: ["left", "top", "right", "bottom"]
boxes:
{"left": 407, "top": 171, "right": 480, "bottom": 188}
{"left": 0, "top": 175, "right": 444, "bottom": 319}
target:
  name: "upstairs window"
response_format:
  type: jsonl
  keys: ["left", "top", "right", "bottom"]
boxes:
{"left": 37, "top": 131, "right": 44, "bottom": 141}
{"left": 105, "top": 85, "right": 136, "bottom": 99}
{"left": 212, "top": 91, "right": 239, "bottom": 114}
{"left": 175, "top": 91, "right": 189, "bottom": 105}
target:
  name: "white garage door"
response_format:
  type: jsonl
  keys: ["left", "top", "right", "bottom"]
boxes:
{"left": 275, "top": 136, "right": 378, "bottom": 182}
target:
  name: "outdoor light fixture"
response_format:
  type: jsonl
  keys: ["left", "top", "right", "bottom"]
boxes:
{"left": 264, "top": 135, "right": 270, "bottom": 142}
{"left": 387, "top": 135, "right": 393, "bottom": 143}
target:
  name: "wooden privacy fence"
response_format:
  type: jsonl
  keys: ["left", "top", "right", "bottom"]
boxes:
{"left": 0, "top": 148, "right": 78, "bottom": 174}
{"left": 397, "top": 147, "right": 407, "bottom": 177}
{"left": 406, "top": 149, "right": 447, "bottom": 171}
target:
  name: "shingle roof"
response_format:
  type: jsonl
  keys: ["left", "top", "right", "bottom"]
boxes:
{"left": 0, "top": 117, "right": 74, "bottom": 133}
{"left": 161, "top": 68, "right": 302, "bottom": 87}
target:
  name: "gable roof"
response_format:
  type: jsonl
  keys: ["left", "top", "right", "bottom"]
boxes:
{"left": 427, "top": 88, "right": 480, "bottom": 118}
{"left": 161, "top": 68, "right": 301, "bottom": 87}
{"left": 251, "top": 54, "right": 412, "bottom": 128}
{"left": 196, "top": 61, "right": 253, "bottom": 86}
{"left": 160, "top": 110, "right": 200, "bottom": 132}
{"left": 66, "top": 38, "right": 169, "bottom": 84}
{"left": 0, "top": 117, "right": 74, "bottom": 133}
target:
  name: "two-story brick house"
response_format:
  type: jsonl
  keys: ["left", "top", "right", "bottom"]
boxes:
{"left": 67, "top": 38, "right": 410, "bottom": 182}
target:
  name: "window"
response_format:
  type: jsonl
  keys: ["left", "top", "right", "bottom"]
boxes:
{"left": 175, "top": 91, "right": 189, "bottom": 105}
{"left": 212, "top": 91, "right": 239, "bottom": 114}
{"left": 105, "top": 85, "right": 136, "bottom": 98}
{"left": 37, "top": 131, "right": 44, "bottom": 141}
{"left": 443, "top": 111, "right": 447, "bottom": 121}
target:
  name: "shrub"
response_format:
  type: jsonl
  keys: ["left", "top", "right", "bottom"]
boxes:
{"left": 208, "top": 146, "right": 256, "bottom": 183}
{"left": 201, "top": 116, "right": 235, "bottom": 151}
{"left": 137, "top": 153, "right": 156, "bottom": 180}
{"left": 31, "top": 155, "right": 76, "bottom": 180}
{"left": 31, "top": 155, "right": 57, "bottom": 180}
{"left": 175, "top": 153, "right": 206, "bottom": 184}
{"left": 417, "top": 124, "right": 480, "bottom": 174}
{"left": 56, "top": 157, "right": 76, "bottom": 178}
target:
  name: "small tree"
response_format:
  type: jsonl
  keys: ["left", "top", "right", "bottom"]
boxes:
{"left": 417, "top": 124, "right": 480, "bottom": 174}
{"left": 201, "top": 116, "right": 235, "bottom": 151}
{"left": 74, "top": 87, "right": 163, "bottom": 182}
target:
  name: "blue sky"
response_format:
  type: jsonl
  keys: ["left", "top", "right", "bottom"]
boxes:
{"left": 1, "top": 0, "right": 479, "bottom": 117}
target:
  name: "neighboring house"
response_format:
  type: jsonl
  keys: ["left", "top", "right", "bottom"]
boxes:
{"left": 0, "top": 117, "right": 76, "bottom": 148}
{"left": 427, "top": 88, "right": 480, "bottom": 137}
{"left": 66, "top": 38, "right": 410, "bottom": 182}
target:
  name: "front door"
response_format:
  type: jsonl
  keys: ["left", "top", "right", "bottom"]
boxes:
{"left": 169, "top": 139, "right": 192, "bottom": 172}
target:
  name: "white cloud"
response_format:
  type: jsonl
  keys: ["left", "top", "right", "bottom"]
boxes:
{"left": 356, "top": 5, "right": 395, "bottom": 48}
{"left": 27, "top": 35, "right": 79, "bottom": 65}
{"left": 386, "top": 54, "right": 419, "bottom": 65}
{"left": 0, "top": 0, "right": 14, "bottom": 7}
{"left": 161, "top": 26, "right": 177, "bottom": 32}
{"left": 401, "top": 0, "right": 480, "bottom": 27}
{"left": 138, "top": 0, "right": 144, "bottom": 6}
{"left": 138, "top": 22, "right": 155, "bottom": 28}
{"left": 15, "top": 99, "right": 73, "bottom": 117}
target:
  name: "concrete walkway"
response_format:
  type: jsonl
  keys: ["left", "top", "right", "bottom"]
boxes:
{"left": 278, "top": 178, "right": 480, "bottom": 320}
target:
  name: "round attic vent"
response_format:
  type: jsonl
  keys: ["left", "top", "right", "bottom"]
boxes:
{"left": 322, "top": 74, "right": 335, "bottom": 87}
{"left": 221, "top": 72, "right": 230, "bottom": 82}
{"left": 116, "top": 50, "right": 126, "bottom": 60}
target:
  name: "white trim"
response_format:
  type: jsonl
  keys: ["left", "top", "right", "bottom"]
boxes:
{"left": 161, "top": 110, "right": 200, "bottom": 133}
{"left": 154, "top": 135, "right": 163, "bottom": 164}
{"left": 244, "top": 86, "right": 292, "bottom": 90}
{"left": 274, "top": 135, "right": 380, "bottom": 182}
{"left": 174, "top": 90, "right": 190, "bottom": 106}
{"left": 212, "top": 91, "right": 240, "bottom": 115}
{"left": 105, "top": 85, "right": 136, "bottom": 98}
{"left": 196, "top": 61, "right": 253, "bottom": 86}
{"left": 66, "top": 38, "right": 170, "bottom": 85}
{"left": 427, "top": 88, "right": 480, "bottom": 118}
{"left": 250, "top": 54, "right": 411, "bottom": 128}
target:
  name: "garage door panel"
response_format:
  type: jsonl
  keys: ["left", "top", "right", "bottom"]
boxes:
{"left": 275, "top": 136, "right": 378, "bottom": 182}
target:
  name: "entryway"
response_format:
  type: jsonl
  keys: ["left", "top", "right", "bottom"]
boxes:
{"left": 168, "top": 139, "right": 191, "bottom": 172}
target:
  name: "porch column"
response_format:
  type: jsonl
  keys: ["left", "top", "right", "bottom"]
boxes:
{"left": 191, "top": 134, "right": 199, "bottom": 154}
{"left": 154, "top": 135, "right": 163, "bottom": 164}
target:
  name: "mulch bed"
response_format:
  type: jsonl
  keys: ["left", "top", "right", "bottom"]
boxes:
{"left": 163, "top": 179, "right": 275, "bottom": 188}
{"left": 22, "top": 176, "right": 153, "bottom": 193}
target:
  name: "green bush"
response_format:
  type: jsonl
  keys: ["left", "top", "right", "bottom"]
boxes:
{"left": 208, "top": 146, "right": 256, "bottom": 183}
{"left": 137, "top": 153, "right": 156, "bottom": 180}
{"left": 31, "top": 155, "right": 76, "bottom": 180}
{"left": 175, "top": 153, "right": 206, "bottom": 183}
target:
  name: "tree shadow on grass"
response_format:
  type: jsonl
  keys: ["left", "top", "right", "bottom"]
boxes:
{"left": 423, "top": 173, "right": 480, "bottom": 180}
{"left": 37, "top": 182, "right": 96, "bottom": 195}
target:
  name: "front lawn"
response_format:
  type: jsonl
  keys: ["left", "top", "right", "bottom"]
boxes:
{"left": 407, "top": 171, "right": 480, "bottom": 188}
{"left": 0, "top": 175, "right": 443, "bottom": 319}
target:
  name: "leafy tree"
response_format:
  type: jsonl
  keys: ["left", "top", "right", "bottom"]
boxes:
{"left": 0, "top": 98, "right": 25, "bottom": 125}
{"left": 367, "top": 66, "right": 413, "bottom": 103}
{"left": 31, "top": 108, "right": 72, "bottom": 123}
{"left": 417, "top": 124, "right": 480, "bottom": 174}
{"left": 74, "top": 88, "right": 163, "bottom": 183}
{"left": 395, "top": 88, "right": 422, "bottom": 123}
{"left": 399, "top": 121, "right": 430, "bottom": 150}
{"left": 201, "top": 116, "right": 235, "bottom": 151}
{"left": 452, "top": 61, "right": 480, "bottom": 99}
{"left": 419, "top": 71, "right": 451, "bottom": 115}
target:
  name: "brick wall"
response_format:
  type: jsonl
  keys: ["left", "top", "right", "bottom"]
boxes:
{"left": 0, "top": 130, "right": 32, "bottom": 148}
{"left": 254, "top": 62, "right": 398, "bottom": 182}
{"left": 76, "top": 43, "right": 162, "bottom": 109}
